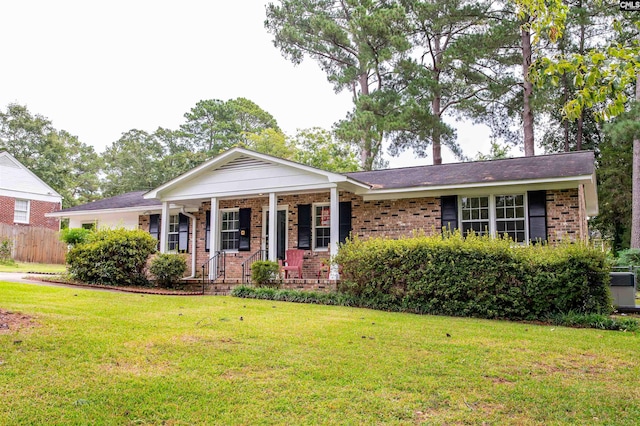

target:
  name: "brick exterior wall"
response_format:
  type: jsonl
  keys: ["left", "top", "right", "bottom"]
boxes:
{"left": 0, "top": 196, "right": 60, "bottom": 231}
{"left": 140, "top": 187, "right": 586, "bottom": 281}
{"left": 546, "top": 188, "right": 587, "bottom": 243}
{"left": 348, "top": 194, "right": 441, "bottom": 239}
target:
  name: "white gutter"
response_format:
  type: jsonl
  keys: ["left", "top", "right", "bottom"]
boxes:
{"left": 180, "top": 207, "right": 197, "bottom": 279}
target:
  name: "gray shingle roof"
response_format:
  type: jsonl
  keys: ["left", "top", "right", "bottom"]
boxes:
{"left": 59, "top": 151, "right": 595, "bottom": 213}
{"left": 345, "top": 151, "right": 595, "bottom": 189}
{"left": 59, "top": 191, "right": 161, "bottom": 213}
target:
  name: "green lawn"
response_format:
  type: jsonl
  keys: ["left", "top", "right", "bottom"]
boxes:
{"left": 0, "top": 262, "right": 66, "bottom": 274}
{"left": 1, "top": 281, "right": 639, "bottom": 425}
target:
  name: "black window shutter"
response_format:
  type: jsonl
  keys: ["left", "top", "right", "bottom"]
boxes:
{"left": 205, "top": 210, "right": 211, "bottom": 252}
{"left": 238, "top": 208, "right": 251, "bottom": 251}
{"left": 149, "top": 214, "right": 160, "bottom": 240}
{"left": 528, "top": 190, "right": 547, "bottom": 243}
{"left": 297, "top": 204, "right": 311, "bottom": 249}
{"left": 440, "top": 195, "right": 458, "bottom": 233}
{"left": 178, "top": 213, "right": 189, "bottom": 252}
{"left": 339, "top": 201, "right": 352, "bottom": 244}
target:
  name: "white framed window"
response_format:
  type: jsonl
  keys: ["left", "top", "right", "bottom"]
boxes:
{"left": 168, "top": 214, "right": 180, "bottom": 252}
{"left": 495, "top": 194, "right": 526, "bottom": 243}
{"left": 14, "top": 199, "right": 30, "bottom": 224}
{"left": 461, "top": 196, "right": 489, "bottom": 236}
{"left": 81, "top": 222, "right": 96, "bottom": 230}
{"left": 220, "top": 209, "right": 239, "bottom": 251}
{"left": 459, "top": 194, "right": 528, "bottom": 243}
{"left": 313, "top": 203, "right": 330, "bottom": 250}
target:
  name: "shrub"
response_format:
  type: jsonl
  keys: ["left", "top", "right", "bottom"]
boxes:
{"left": 230, "top": 288, "right": 637, "bottom": 332}
{"left": 251, "top": 261, "right": 281, "bottom": 288}
{"left": 149, "top": 253, "right": 187, "bottom": 288}
{"left": 550, "top": 311, "right": 639, "bottom": 332}
{"left": 0, "top": 238, "right": 14, "bottom": 265}
{"left": 66, "top": 228, "right": 157, "bottom": 286}
{"left": 615, "top": 249, "right": 640, "bottom": 267}
{"left": 60, "top": 228, "right": 92, "bottom": 246}
{"left": 334, "top": 232, "right": 612, "bottom": 321}
{"left": 232, "top": 285, "right": 358, "bottom": 306}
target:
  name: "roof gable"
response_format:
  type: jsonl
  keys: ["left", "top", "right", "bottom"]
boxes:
{"left": 145, "top": 147, "right": 367, "bottom": 200}
{"left": 0, "top": 151, "right": 62, "bottom": 202}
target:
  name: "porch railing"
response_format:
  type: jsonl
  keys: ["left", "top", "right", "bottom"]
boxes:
{"left": 241, "top": 249, "right": 267, "bottom": 284}
{"left": 201, "top": 251, "right": 226, "bottom": 290}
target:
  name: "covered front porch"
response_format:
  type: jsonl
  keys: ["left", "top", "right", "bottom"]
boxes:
{"left": 143, "top": 148, "right": 367, "bottom": 284}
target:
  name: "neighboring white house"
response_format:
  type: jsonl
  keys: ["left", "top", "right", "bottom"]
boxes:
{"left": 0, "top": 151, "right": 62, "bottom": 230}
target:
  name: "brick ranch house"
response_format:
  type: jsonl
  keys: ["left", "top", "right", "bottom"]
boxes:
{"left": 0, "top": 151, "right": 61, "bottom": 231}
{"left": 48, "top": 148, "right": 598, "bottom": 285}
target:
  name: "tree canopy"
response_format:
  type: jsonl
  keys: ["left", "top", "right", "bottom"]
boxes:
{"left": 0, "top": 104, "right": 101, "bottom": 208}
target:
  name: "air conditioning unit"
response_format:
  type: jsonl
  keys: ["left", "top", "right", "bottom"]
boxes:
{"left": 610, "top": 272, "right": 637, "bottom": 308}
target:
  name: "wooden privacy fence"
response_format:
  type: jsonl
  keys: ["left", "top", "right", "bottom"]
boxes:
{"left": 0, "top": 224, "right": 66, "bottom": 264}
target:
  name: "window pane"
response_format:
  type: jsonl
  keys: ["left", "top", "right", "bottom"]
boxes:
{"left": 461, "top": 197, "right": 489, "bottom": 237}
{"left": 14, "top": 199, "right": 29, "bottom": 222}
{"left": 220, "top": 210, "right": 239, "bottom": 250}
{"left": 315, "top": 227, "right": 330, "bottom": 248}
{"left": 313, "top": 205, "right": 330, "bottom": 249}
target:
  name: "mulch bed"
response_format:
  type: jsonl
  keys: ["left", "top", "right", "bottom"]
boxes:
{"left": 28, "top": 276, "right": 204, "bottom": 296}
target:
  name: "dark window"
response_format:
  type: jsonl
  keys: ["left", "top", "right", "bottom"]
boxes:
{"left": 297, "top": 204, "right": 311, "bottom": 249}
{"left": 339, "top": 201, "right": 352, "bottom": 244}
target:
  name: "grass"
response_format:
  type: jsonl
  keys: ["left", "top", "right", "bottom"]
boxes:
{"left": 1, "top": 281, "right": 639, "bottom": 425}
{"left": 0, "top": 261, "right": 66, "bottom": 274}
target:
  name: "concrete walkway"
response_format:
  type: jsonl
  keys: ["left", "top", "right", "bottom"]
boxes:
{"left": 0, "top": 272, "right": 115, "bottom": 292}
{"left": 0, "top": 272, "right": 202, "bottom": 295}
{"left": 0, "top": 272, "right": 51, "bottom": 285}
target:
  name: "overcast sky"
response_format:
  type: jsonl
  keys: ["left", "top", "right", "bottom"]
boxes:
{"left": 0, "top": 0, "right": 493, "bottom": 168}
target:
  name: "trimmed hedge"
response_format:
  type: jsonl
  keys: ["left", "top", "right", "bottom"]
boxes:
{"left": 66, "top": 228, "right": 157, "bottom": 286}
{"left": 333, "top": 233, "right": 612, "bottom": 320}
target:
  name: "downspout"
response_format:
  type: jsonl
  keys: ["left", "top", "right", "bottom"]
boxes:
{"left": 180, "top": 207, "right": 197, "bottom": 279}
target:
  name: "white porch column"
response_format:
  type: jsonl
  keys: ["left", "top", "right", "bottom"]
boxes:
{"left": 268, "top": 192, "right": 277, "bottom": 262}
{"left": 159, "top": 201, "right": 170, "bottom": 254}
{"left": 329, "top": 186, "right": 340, "bottom": 280}
{"left": 209, "top": 197, "right": 219, "bottom": 280}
